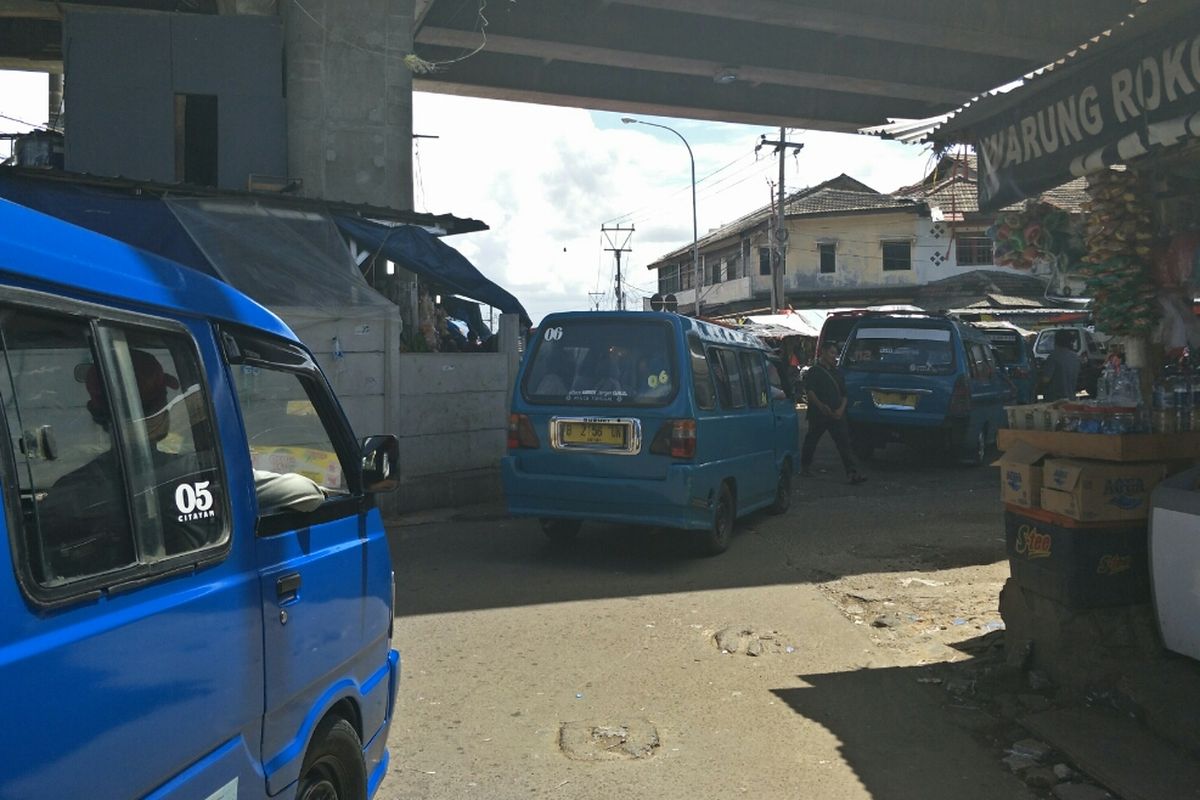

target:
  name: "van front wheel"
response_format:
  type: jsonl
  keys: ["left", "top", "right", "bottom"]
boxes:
{"left": 298, "top": 717, "right": 367, "bottom": 800}
{"left": 701, "top": 484, "right": 735, "bottom": 556}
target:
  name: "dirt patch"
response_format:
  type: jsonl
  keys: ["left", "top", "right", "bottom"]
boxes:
{"left": 558, "top": 720, "right": 661, "bottom": 761}
{"left": 817, "top": 564, "right": 1009, "bottom": 664}
{"left": 712, "top": 625, "right": 794, "bottom": 657}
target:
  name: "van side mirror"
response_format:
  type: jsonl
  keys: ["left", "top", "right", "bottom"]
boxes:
{"left": 361, "top": 435, "right": 400, "bottom": 493}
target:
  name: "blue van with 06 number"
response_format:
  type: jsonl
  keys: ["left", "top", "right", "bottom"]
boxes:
{"left": 502, "top": 311, "right": 799, "bottom": 554}
{"left": 841, "top": 312, "right": 1013, "bottom": 465}
{"left": 0, "top": 199, "right": 401, "bottom": 800}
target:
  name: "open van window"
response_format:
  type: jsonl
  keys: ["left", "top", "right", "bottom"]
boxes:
{"left": 522, "top": 319, "right": 676, "bottom": 407}
{"left": 844, "top": 325, "right": 956, "bottom": 375}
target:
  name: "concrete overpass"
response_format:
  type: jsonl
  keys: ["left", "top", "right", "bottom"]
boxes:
{"left": 0, "top": 0, "right": 1152, "bottom": 208}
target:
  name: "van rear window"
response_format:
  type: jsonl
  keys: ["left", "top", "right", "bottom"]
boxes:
{"left": 523, "top": 320, "right": 675, "bottom": 406}
{"left": 984, "top": 333, "right": 1024, "bottom": 365}
{"left": 844, "top": 326, "right": 956, "bottom": 375}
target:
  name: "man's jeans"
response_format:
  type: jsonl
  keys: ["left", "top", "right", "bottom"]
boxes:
{"left": 801, "top": 414, "right": 857, "bottom": 475}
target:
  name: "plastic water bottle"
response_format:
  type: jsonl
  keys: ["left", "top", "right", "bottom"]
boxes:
{"left": 1175, "top": 377, "right": 1193, "bottom": 432}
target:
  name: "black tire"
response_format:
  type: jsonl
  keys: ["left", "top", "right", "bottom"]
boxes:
{"left": 701, "top": 483, "right": 735, "bottom": 556}
{"left": 297, "top": 717, "right": 367, "bottom": 800}
{"left": 539, "top": 518, "right": 582, "bottom": 544}
{"left": 768, "top": 465, "right": 792, "bottom": 515}
{"left": 963, "top": 426, "right": 988, "bottom": 467}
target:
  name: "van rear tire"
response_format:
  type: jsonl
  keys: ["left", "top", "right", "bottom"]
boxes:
{"left": 297, "top": 717, "right": 367, "bottom": 800}
{"left": 768, "top": 466, "right": 791, "bottom": 515}
{"left": 701, "top": 483, "right": 735, "bottom": 556}
{"left": 963, "top": 427, "right": 988, "bottom": 467}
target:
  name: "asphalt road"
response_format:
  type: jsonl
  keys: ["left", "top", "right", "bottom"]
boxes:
{"left": 376, "top": 432, "right": 1035, "bottom": 800}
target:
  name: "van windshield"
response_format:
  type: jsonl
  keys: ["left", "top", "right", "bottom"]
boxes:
{"left": 843, "top": 325, "right": 956, "bottom": 375}
{"left": 522, "top": 319, "right": 676, "bottom": 406}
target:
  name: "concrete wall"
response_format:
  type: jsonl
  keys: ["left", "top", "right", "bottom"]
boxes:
{"left": 63, "top": 10, "right": 287, "bottom": 189}
{"left": 395, "top": 351, "right": 508, "bottom": 511}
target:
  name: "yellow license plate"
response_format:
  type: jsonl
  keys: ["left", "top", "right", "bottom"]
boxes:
{"left": 872, "top": 391, "right": 918, "bottom": 409}
{"left": 560, "top": 421, "right": 626, "bottom": 447}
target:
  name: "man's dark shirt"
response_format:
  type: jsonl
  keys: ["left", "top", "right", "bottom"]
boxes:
{"left": 804, "top": 363, "right": 846, "bottom": 420}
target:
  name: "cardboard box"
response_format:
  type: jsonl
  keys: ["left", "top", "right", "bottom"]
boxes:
{"left": 993, "top": 441, "right": 1047, "bottom": 508}
{"left": 1041, "top": 458, "right": 1168, "bottom": 522}
{"left": 997, "top": 428, "right": 1200, "bottom": 462}
{"left": 1004, "top": 506, "right": 1149, "bottom": 608}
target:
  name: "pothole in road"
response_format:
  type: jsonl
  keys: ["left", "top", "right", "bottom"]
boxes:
{"left": 712, "top": 625, "right": 793, "bottom": 656}
{"left": 558, "top": 720, "right": 660, "bottom": 761}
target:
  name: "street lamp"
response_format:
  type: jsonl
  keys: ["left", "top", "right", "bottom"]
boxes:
{"left": 621, "top": 117, "right": 700, "bottom": 317}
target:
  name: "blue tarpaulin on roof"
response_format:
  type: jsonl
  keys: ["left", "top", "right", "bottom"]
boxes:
{"left": 0, "top": 172, "right": 527, "bottom": 329}
{"left": 334, "top": 215, "right": 531, "bottom": 329}
{"left": 0, "top": 172, "right": 216, "bottom": 276}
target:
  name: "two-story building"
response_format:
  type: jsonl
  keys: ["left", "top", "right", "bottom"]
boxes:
{"left": 646, "top": 155, "right": 1087, "bottom": 316}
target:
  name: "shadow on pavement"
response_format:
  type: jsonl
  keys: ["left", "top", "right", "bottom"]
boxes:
{"left": 391, "top": 424, "right": 1008, "bottom": 616}
{"left": 770, "top": 661, "right": 1037, "bottom": 800}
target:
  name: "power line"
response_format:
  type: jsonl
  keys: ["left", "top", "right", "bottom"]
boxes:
{"left": 602, "top": 148, "right": 762, "bottom": 225}
{"left": 0, "top": 112, "right": 50, "bottom": 131}
{"left": 601, "top": 224, "right": 635, "bottom": 311}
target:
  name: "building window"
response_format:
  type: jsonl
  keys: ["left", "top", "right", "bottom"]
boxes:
{"left": 680, "top": 263, "right": 694, "bottom": 291}
{"left": 818, "top": 242, "right": 836, "bottom": 274}
{"left": 881, "top": 240, "right": 912, "bottom": 271}
{"left": 956, "top": 235, "right": 993, "bottom": 267}
{"left": 658, "top": 264, "right": 680, "bottom": 294}
{"left": 758, "top": 247, "right": 771, "bottom": 276}
{"left": 174, "top": 94, "right": 219, "bottom": 186}
{"left": 709, "top": 257, "right": 723, "bottom": 285}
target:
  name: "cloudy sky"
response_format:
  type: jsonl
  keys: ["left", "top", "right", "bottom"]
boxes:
{"left": 1, "top": 70, "right": 936, "bottom": 324}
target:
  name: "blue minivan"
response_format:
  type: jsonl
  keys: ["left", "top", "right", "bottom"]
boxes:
{"left": 841, "top": 313, "right": 1013, "bottom": 465}
{"left": 0, "top": 200, "right": 400, "bottom": 800}
{"left": 502, "top": 311, "right": 799, "bottom": 554}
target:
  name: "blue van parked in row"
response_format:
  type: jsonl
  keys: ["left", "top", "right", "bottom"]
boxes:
{"left": 503, "top": 311, "right": 799, "bottom": 554}
{"left": 841, "top": 313, "right": 1013, "bottom": 465}
{"left": 0, "top": 200, "right": 400, "bottom": 800}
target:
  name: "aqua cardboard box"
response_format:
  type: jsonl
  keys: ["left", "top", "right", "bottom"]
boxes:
{"left": 1040, "top": 458, "right": 1167, "bottom": 522}
{"left": 993, "top": 440, "right": 1046, "bottom": 508}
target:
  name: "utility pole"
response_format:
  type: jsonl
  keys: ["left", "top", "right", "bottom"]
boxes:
{"left": 757, "top": 129, "right": 803, "bottom": 312}
{"left": 601, "top": 224, "right": 635, "bottom": 311}
{"left": 587, "top": 291, "right": 604, "bottom": 311}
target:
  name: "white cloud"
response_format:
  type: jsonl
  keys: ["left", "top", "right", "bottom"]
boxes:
{"left": 413, "top": 93, "right": 934, "bottom": 324}
{"left": 0, "top": 71, "right": 50, "bottom": 161}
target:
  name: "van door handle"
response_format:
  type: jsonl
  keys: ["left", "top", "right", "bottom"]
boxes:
{"left": 276, "top": 572, "right": 301, "bottom": 603}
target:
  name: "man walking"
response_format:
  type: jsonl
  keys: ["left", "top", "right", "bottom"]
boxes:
{"left": 1043, "top": 329, "right": 1082, "bottom": 401}
{"left": 802, "top": 341, "right": 866, "bottom": 484}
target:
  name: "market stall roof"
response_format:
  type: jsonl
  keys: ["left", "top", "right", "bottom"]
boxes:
{"left": 0, "top": 168, "right": 527, "bottom": 325}
{"left": 744, "top": 313, "right": 822, "bottom": 338}
{"left": 922, "top": 0, "right": 1200, "bottom": 210}
{"left": 335, "top": 216, "right": 532, "bottom": 329}
{"left": 0, "top": 166, "right": 487, "bottom": 236}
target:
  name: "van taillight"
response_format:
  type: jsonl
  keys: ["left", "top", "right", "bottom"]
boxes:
{"left": 507, "top": 413, "right": 540, "bottom": 449}
{"left": 650, "top": 419, "right": 697, "bottom": 458}
{"left": 949, "top": 377, "right": 971, "bottom": 416}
